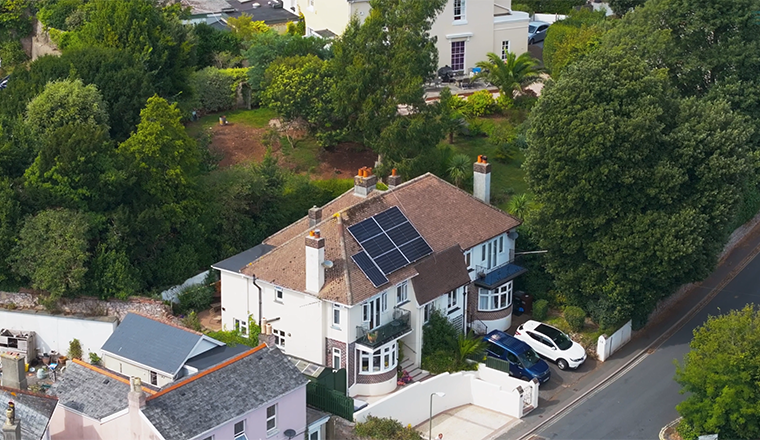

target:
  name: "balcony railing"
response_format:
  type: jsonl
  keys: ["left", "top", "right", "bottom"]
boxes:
{"left": 355, "top": 308, "right": 411, "bottom": 349}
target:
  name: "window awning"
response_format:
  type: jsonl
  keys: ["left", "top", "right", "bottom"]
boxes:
{"left": 474, "top": 263, "right": 527, "bottom": 289}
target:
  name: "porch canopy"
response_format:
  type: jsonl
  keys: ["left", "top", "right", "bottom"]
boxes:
{"left": 474, "top": 263, "right": 527, "bottom": 290}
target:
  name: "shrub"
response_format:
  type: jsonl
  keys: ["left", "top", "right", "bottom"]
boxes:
{"left": 533, "top": 299, "right": 549, "bottom": 321}
{"left": 463, "top": 90, "right": 497, "bottom": 117}
{"left": 189, "top": 67, "right": 249, "bottom": 113}
{"left": 176, "top": 283, "right": 215, "bottom": 315}
{"left": 68, "top": 339, "right": 83, "bottom": 360}
{"left": 422, "top": 309, "right": 458, "bottom": 356}
{"left": 206, "top": 315, "right": 260, "bottom": 347}
{"left": 88, "top": 352, "right": 102, "bottom": 365}
{"left": 355, "top": 416, "right": 422, "bottom": 440}
{"left": 182, "top": 311, "right": 203, "bottom": 332}
{"left": 564, "top": 306, "right": 586, "bottom": 332}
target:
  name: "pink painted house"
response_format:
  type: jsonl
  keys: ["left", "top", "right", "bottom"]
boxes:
{"left": 50, "top": 344, "right": 313, "bottom": 440}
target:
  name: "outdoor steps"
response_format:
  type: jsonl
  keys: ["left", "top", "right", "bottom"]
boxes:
{"left": 400, "top": 358, "right": 431, "bottom": 383}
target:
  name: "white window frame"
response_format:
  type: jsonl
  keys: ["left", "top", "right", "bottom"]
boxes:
{"left": 332, "top": 304, "right": 341, "bottom": 327}
{"left": 465, "top": 251, "right": 471, "bottom": 269}
{"left": 333, "top": 347, "right": 341, "bottom": 369}
{"left": 275, "top": 287, "right": 284, "bottom": 302}
{"left": 423, "top": 303, "right": 433, "bottom": 323}
{"left": 150, "top": 370, "right": 157, "bottom": 386}
{"left": 273, "top": 329, "right": 286, "bottom": 348}
{"left": 202, "top": 436, "right": 214, "bottom": 440}
{"left": 453, "top": 0, "right": 465, "bottom": 21}
{"left": 266, "top": 404, "right": 277, "bottom": 434}
{"left": 359, "top": 342, "right": 397, "bottom": 375}
{"left": 234, "top": 318, "right": 248, "bottom": 336}
{"left": 447, "top": 290, "right": 458, "bottom": 310}
{"left": 478, "top": 281, "right": 513, "bottom": 312}
{"left": 451, "top": 40, "right": 466, "bottom": 72}
{"left": 309, "top": 430, "right": 320, "bottom": 440}
{"left": 234, "top": 420, "right": 245, "bottom": 437}
{"left": 396, "top": 281, "right": 408, "bottom": 304}
{"left": 381, "top": 292, "right": 388, "bottom": 311}
{"left": 501, "top": 41, "right": 510, "bottom": 60}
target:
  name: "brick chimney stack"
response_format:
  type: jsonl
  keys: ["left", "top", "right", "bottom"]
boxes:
{"left": 473, "top": 155, "right": 491, "bottom": 204}
{"left": 3, "top": 401, "right": 21, "bottom": 440}
{"left": 127, "top": 377, "right": 146, "bottom": 410}
{"left": 387, "top": 169, "right": 402, "bottom": 189}
{"left": 305, "top": 229, "right": 326, "bottom": 294}
{"left": 354, "top": 167, "right": 377, "bottom": 197}
{"left": 308, "top": 206, "right": 322, "bottom": 227}
{"left": 0, "top": 354, "right": 26, "bottom": 391}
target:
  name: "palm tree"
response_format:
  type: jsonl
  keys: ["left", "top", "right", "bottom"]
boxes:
{"left": 475, "top": 51, "right": 542, "bottom": 101}
{"left": 507, "top": 193, "right": 532, "bottom": 220}
{"left": 447, "top": 153, "right": 471, "bottom": 188}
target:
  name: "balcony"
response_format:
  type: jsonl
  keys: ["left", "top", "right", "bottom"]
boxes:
{"left": 355, "top": 308, "right": 412, "bottom": 350}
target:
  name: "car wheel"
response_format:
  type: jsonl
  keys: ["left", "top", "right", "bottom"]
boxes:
{"left": 520, "top": 375, "right": 530, "bottom": 381}
{"left": 557, "top": 359, "right": 568, "bottom": 370}
{"left": 529, "top": 38, "right": 534, "bottom": 45}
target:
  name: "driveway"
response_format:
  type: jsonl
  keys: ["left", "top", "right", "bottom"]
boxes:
{"left": 416, "top": 405, "right": 519, "bottom": 440}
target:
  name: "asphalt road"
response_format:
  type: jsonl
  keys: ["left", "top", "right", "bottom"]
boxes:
{"left": 533, "top": 247, "right": 760, "bottom": 440}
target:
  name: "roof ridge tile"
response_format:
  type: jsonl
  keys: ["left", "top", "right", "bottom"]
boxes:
{"left": 71, "top": 359, "right": 157, "bottom": 395}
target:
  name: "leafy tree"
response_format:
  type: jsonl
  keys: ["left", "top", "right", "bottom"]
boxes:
{"left": 37, "top": 0, "right": 86, "bottom": 30}
{"left": 608, "top": 0, "right": 644, "bottom": 16}
{"left": 524, "top": 47, "right": 752, "bottom": 326}
{"left": 192, "top": 22, "right": 242, "bottom": 68}
{"left": 24, "top": 79, "right": 110, "bottom": 146}
{"left": 543, "top": 10, "right": 608, "bottom": 77}
{"left": 189, "top": 67, "right": 248, "bottom": 113}
{"left": 506, "top": 193, "right": 531, "bottom": 220}
{"left": 261, "top": 54, "right": 332, "bottom": 127}
{"left": 11, "top": 208, "right": 91, "bottom": 299}
{"left": 0, "top": 55, "right": 71, "bottom": 120}
{"left": 435, "top": 87, "right": 465, "bottom": 144}
{"left": 0, "top": 0, "right": 32, "bottom": 36}
{"left": 227, "top": 13, "right": 269, "bottom": 40}
{"left": 675, "top": 305, "right": 760, "bottom": 440}
{"left": 88, "top": 235, "right": 141, "bottom": 300}
{"left": 447, "top": 153, "right": 470, "bottom": 188}
{"left": 0, "top": 39, "right": 28, "bottom": 76}
{"left": 0, "top": 178, "right": 20, "bottom": 282}
{"left": 475, "top": 52, "right": 542, "bottom": 102}
{"left": 286, "top": 12, "right": 306, "bottom": 36}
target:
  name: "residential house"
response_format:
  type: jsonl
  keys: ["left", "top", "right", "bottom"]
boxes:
{"left": 215, "top": 157, "right": 524, "bottom": 396}
{"left": 50, "top": 344, "right": 315, "bottom": 440}
{"left": 296, "top": 0, "right": 530, "bottom": 73}
{"left": 0, "top": 354, "right": 58, "bottom": 440}
{"left": 100, "top": 313, "right": 227, "bottom": 387}
{"left": 180, "top": 0, "right": 300, "bottom": 33}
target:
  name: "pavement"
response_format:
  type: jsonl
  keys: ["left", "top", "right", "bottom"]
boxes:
{"left": 416, "top": 405, "right": 519, "bottom": 440}
{"left": 491, "top": 217, "right": 760, "bottom": 440}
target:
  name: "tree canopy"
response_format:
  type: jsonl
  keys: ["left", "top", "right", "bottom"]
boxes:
{"left": 675, "top": 305, "right": 760, "bottom": 440}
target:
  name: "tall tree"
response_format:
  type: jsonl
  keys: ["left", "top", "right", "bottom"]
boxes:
{"left": 11, "top": 208, "right": 91, "bottom": 299}
{"left": 524, "top": 47, "right": 752, "bottom": 326}
{"left": 226, "top": 13, "right": 269, "bottom": 40}
{"left": 261, "top": 54, "right": 333, "bottom": 127}
{"left": 436, "top": 87, "right": 466, "bottom": 144}
{"left": 326, "top": 0, "right": 447, "bottom": 162}
{"left": 0, "top": 177, "right": 20, "bottom": 283}
{"left": 675, "top": 305, "right": 760, "bottom": 440}
{"left": 475, "top": 52, "right": 542, "bottom": 101}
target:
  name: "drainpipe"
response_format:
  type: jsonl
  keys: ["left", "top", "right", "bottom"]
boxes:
{"left": 252, "top": 275, "right": 263, "bottom": 327}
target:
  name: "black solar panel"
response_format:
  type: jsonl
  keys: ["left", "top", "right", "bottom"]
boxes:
{"left": 373, "top": 206, "right": 407, "bottom": 230}
{"left": 352, "top": 251, "right": 389, "bottom": 287}
{"left": 363, "top": 234, "right": 395, "bottom": 258}
{"left": 373, "top": 248, "right": 409, "bottom": 274}
{"left": 385, "top": 221, "right": 419, "bottom": 247}
{"left": 348, "top": 218, "right": 382, "bottom": 242}
{"left": 399, "top": 237, "right": 434, "bottom": 263}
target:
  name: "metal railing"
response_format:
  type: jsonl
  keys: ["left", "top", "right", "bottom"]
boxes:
{"left": 355, "top": 308, "right": 411, "bottom": 349}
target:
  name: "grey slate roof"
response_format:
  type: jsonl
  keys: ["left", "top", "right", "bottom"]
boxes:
{"left": 52, "top": 361, "right": 158, "bottom": 420}
{"left": 143, "top": 345, "right": 308, "bottom": 440}
{"left": 212, "top": 243, "right": 275, "bottom": 273}
{"left": 185, "top": 343, "right": 250, "bottom": 371}
{"left": 101, "top": 313, "right": 218, "bottom": 376}
{"left": 0, "top": 387, "right": 57, "bottom": 440}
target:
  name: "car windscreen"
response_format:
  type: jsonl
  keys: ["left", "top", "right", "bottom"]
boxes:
{"left": 529, "top": 25, "right": 537, "bottom": 33}
{"left": 537, "top": 324, "right": 573, "bottom": 350}
{"left": 518, "top": 349, "right": 540, "bottom": 368}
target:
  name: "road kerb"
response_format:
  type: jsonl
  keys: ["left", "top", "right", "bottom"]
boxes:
{"left": 659, "top": 417, "right": 682, "bottom": 440}
{"left": 504, "top": 240, "right": 760, "bottom": 440}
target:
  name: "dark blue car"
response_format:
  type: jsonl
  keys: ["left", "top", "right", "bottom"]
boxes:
{"left": 483, "top": 330, "right": 551, "bottom": 383}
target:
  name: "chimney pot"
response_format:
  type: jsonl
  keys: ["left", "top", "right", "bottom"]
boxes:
{"left": 354, "top": 165, "right": 378, "bottom": 197}
{"left": 387, "top": 169, "right": 403, "bottom": 189}
{"left": 391, "top": 168, "right": 397, "bottom": 176}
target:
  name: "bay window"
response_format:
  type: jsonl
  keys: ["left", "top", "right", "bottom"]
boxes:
{"left": 359, "top": 343, "right": 397, "bottom": 374}
{"left": 478, "top": 281, "right": 513, "bottom": 312}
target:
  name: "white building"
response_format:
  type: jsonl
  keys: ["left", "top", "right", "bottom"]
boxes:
{"left": 214, "top": 157, "right": 525, "bottom": 396}
{"left": 290, "top": 0, "right": 530, "bottom": 73}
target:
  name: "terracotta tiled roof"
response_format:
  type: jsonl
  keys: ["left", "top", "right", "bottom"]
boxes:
{"left": 242, "top": 173, "right": 520, "bottom": 305}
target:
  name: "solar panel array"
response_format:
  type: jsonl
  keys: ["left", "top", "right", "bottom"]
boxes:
{"left": 349, "top": 206, "right": 433, "bottom": 287}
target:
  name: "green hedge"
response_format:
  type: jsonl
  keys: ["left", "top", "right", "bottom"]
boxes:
{"left": 533, "top": 299, "right": 549, "bottom": 321}
{"left": 189, "top": 67, "right": 250, "bottom": 114}
{"left": 564, "top": 306, "right": 586, "bottom": 332}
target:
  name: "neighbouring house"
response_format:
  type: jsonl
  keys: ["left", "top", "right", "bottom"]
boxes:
{"left": 180, "top": 0, "right": 299, "bottom": 33}
{"left": 100, "top": 313, "right": 227, "bottom": 387}
{"left": 214, "top": 157, "right": 524, "bottom": 397}
{"left": 0, "top": 354, "right": 58, "bottom": 440}
{"left": 295, "top": 0, "right": 530, "bottom": 73}
{"left": 50, "top": 344, "right": 316, "bottom": 440}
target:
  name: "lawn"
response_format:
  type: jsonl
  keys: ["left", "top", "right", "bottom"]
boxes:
{"left": 186, "top": 108, "right": 277, "bottom": 137}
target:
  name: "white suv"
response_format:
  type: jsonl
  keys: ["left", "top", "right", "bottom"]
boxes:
{"left": 514, "top": 320, "right": 587, "bottom": 370}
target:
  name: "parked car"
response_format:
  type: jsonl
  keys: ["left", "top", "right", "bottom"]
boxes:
{"left": 482, "top": 330, "right": 551, "bottom": 383}
{"left": 514, "top": 320, "right": 587, "bottom": 370}
{"left": 528, "top": 21, "right": 550, "bottom": 45}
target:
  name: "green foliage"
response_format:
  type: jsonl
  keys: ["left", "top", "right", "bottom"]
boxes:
{"left": 176, "top": 283, "right": 215, "bottom": 315}
{"left": 420, "top": 309, "right": 479, "bottom": 374}
{"left": 0, "top": 0, "right": 32, "bottom": 36}
{"left": 475, "top": 52, "right": 542, "bottom": 100}
{"left": 488, "top": 121, "right": 518, "bottom": 164}
{"left": 506, "top": 193, "right": 531, "bottom": 219}
{"left": 506, "top": 0, "right": 585, "bottom": 14}
{"left": 88, "top": 237, "right": 141, "bottom": 300}
{"left": 355, "top": 416, "right": 422, "bottom": 440}
{"left": 675, "top": 305, "right": 760, "bottom": 440}
{"left": 68, "top": 338, "right": 83, "bottom": 360}
{"left": 192, "top": 22, "right": 242, "bottom": 69}
{"left": 311, "top": 178, "right": 354, "bottom": 198}
{"left": 436, "top": 87, "right": 466, "bottom": 144}
{"left": 563, "top": 306, "right": 586, "bottom": 332}
{"left": 182, "top": 311, "right": 202, "bottom": 332}
{"left": 543, "top": 14, "right": 607, "bottom": 77}
{"left": 0, "top": 178, "right": 20, "bottom": 282}
{"left": 11, "top": 208, "right": 91, "bottom": 299}
{"left": 533, "top": 299, "right": 549, "bottom": 321}
{"left": 422, "top": 309, "right": 459, "bottom": 356}
{"left": 446, "top": 153, "right": 470, "bottom": 188}
{"left": 262, "top": 54, "right": 332, "bottom": 127}
{"left": 37, "top": 0, "right": 86, "bottom": 30}
{"left": 206, "top": 314, "right": 260, "bottom": 347}
{"left": 525, "top": 46, "right": 752, "bottom": 327}
{"left": 0, "top": 40, "right": 28, "bottom": 76}
{"left": 286, "top": 12, "right": 306, "bottom": 36}
{"left": 88, "top": 351, "right": 102, "bottom": 365}
{"left": 608, "top": 0, "right": 643, "bottom": 16}
{"left": 227, "top": 13, "right": 269, "bottom": 40}
{"left": 189, "top": 67, "right": 249, "bottom": 114}
{"left": 463, "top": 90, "right": 497, "bottom": 117}
{"left": 458, "top": 331, "right": 486, "bottom": 363}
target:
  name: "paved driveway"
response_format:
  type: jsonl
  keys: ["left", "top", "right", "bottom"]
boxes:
{"left": 416, "top": 405, "right": 519, "bottom": 440}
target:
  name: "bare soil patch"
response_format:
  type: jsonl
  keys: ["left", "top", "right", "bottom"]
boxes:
{"left": 312, "top": 142, "right": 378, "bottom": 180}
{"left": 207, "top": 123, "right": 269, "bottom": 168}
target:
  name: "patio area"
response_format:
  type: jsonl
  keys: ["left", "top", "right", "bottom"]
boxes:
{"left": 415, "top": 404, "right": 519, "bottom": 440}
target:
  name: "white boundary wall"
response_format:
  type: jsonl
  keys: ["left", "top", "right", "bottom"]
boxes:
{"left": 597, "top": 319, "right": 632, "bottom": 362}
{"left": 533, "top": 13, "right": 567, "bottom": 24}
{"left": 354, "top": 365, "right": 538, "bottom": 426}
{"left": 0, "top": 310, "right": 117, "bottom": 359}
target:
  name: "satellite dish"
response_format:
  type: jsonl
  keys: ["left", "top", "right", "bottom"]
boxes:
{"left": 284, "top": 429, "right": 297, "bottom": 439}
{"left": 322, "top": 260, "right": 334, "bottom": 268}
